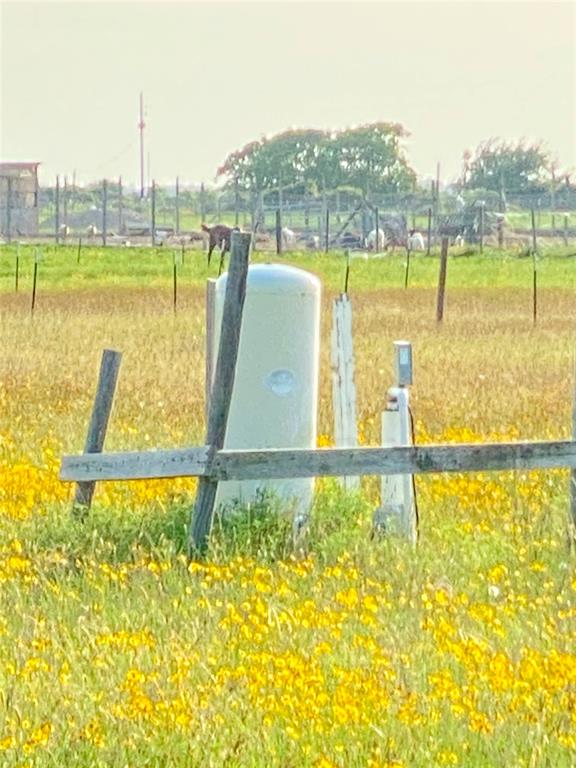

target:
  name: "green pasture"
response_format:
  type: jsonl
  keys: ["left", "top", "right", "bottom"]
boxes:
{"left": 1, "top": 242, "right": 575, "bottom": 295}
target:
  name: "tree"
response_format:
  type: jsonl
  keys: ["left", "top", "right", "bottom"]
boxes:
{"left": 461, "top": 138, "right": 552, "bottom": 195}
{"left": 333, "top": 122, "right": 416, "bottom": 197}
{"left": 217, "top": 122, "right": 416, "bottom": 198}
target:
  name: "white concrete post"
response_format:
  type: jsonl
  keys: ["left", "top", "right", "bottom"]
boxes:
{"left": 374, "top": 341, "right": 418, "bottom": 542}
{"left": 331, "top": 294, "right": 359, "bottom": 490}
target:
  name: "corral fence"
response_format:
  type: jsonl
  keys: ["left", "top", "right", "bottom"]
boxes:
{"left": 2, "top": 176, "right": 576, "bottom": 250}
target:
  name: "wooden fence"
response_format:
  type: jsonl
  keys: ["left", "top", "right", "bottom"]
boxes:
{"left": 59, "top": 232, "right": 576, "bottom": 557}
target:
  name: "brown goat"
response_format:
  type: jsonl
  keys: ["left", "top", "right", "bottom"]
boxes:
{"left": 201, "top": 223, "right": 239, "bottom": 266}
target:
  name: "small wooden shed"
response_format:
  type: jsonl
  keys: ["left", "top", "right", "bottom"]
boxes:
{"left": 0, "top": 161, "right": 40, "bottom": 237}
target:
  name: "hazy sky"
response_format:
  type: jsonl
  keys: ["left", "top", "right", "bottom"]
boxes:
{"left": 1, "top": 0, "right": 574, "bottom": 187}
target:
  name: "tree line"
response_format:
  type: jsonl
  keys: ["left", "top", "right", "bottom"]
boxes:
{"left": 217, "top": 124, "right": 573, "bottom": 200}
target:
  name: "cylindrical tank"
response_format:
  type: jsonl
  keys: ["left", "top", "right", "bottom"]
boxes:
{"left": 212, "top": 263, "right": 321, "bottom": 520}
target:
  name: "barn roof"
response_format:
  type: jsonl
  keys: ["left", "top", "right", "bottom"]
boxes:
{"left": 0, "top": 162, "right": 41, "bottom": 171}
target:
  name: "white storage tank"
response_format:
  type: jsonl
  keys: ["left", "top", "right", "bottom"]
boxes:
{"left": 212, "top": 263, "right": 321, "bottom": 521}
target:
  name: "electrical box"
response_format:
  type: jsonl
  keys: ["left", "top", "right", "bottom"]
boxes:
{"left": 394, "top": 340, "right": 413, "bottom": 387}
{"left": 212, "top": 263, "right": 321, "bottom": 522}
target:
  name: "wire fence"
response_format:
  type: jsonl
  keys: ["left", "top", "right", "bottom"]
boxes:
{"left": 2, "top": 176, "right": 576, "bottom": 249}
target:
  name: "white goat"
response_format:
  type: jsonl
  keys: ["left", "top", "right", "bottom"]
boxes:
{"left": 281, "top": 227, "right": 296, "bottom": 249}
{"left": 59, "top": 224, "right": 70, "bottom": 238}
{"left": 366, "top": 228, "right": 386, "bottom": 251}
{"left": 454, "top": 234, "right": 465, "bottom": 247}
{"left": 407, "top": 231, "right": 425, "bottom": 251}
{"left": 86, "top": 224, "right": 99, "bottom": 237}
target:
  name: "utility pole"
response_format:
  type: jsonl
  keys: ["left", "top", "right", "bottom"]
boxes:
{"left": 138, "top": 92, "right": 145, "bottom": 199}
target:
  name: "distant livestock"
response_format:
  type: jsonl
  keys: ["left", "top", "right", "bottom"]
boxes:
{"left": 201, "top": 223, "right": 239, "bottom": 265}
{"left": 366, "top": 229, "right": 386, "bottom": 251}
{"left": 86, "top": 224, "right": 98, "bottom": 237}
{"left": 407, "top": 231, "right": 425, "bottom": 251}
{"left": 281, "top": 227, "right": 296, "bottom": 249}
{"left": 306, "top": 235, "right": 320, "bottom": 250}
{"left": 59, "top": 224, "right": 70, "bottom": 238}
{"left": 454, "top": 234, "right": 465, "bottom": 247}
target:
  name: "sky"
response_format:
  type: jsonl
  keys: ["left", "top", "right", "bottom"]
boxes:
{"left": 1, "top": 0, "right": 574, "bottom": 188}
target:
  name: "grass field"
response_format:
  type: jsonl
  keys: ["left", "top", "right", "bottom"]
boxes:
{"left": 1, "top": 244, "right": 576, "bottom": 766}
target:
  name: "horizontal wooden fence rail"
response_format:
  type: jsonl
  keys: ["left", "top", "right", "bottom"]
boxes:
{"left": 60, "top": 439, "right": 576, "bottom": 484}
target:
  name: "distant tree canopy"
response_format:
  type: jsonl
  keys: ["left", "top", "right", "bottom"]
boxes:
{"left": 461, "top": 139, "right": 553, "bottom": 194}
{"left": 217, "top": 123, "right": 416, "bottom": 198}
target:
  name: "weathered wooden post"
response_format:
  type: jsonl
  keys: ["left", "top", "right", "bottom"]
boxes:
{"left": 479, "top": 201, "right": 485, "bottom": 254}
{"left": 205, "top": 278, "right": 217, "bottom": 419}
{"left": 374, "top": 207, "right": 380, "bottom": 254}
{"left": 331, "top": 294, "right": 359, "bottom": 490}
{"left": 31, "top": 247, "right": 40, "bottom": 314}
{"left": 531, "top": 208, "right": 538, "bottom": 254}
{"left": 14, "top": 243, "right": 19, "bottom": 292}
{"left": 189, "top": 231, "right": 251, "bottom": 557}
{"left": 325, "top": 207, "right": 330, "bottom": 253}
{"left": 570, "top": 356, "right": 576, "bottom": 544}
{"left": 436, "top": 237, "right": 449, "bottom": 322}
{"left": 77, "top": 237, "right": 82, "bottom": 264}
{"left": 426, "top": 206, "right": 432, "bottom": 256}
{"left": 73, "top": 349, "right": 123, "bottom": 514}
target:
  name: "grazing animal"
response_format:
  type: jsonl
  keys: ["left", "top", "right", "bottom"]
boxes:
{"left": 340, "top": 231, "right": 363, "bottom": 249}
{"left": 86, "top": 224, "right": 98, "bottom": 237}
{"left": 201, "top": 223, "right": 239, "bottom": 266}
{"left": 366, "top": 228, "right": 386, "bottom": 251}
{"left": 281, "top": 227, "right": 296, "bottom": 250}
{"left": 407, "top": 230, "right": 425, "bottom": 251}
{"left": 454, "top": 234, "right": 465, "bottom": 247}
{"left": 306, "top": 235, "right": 320, "bottom": 250}
{"left": 59, "top": 224, "right": 70, "bottom": 238}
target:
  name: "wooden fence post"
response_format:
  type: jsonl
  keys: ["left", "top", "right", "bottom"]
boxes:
{"left": 375, "top": 207, "right": 380, "bottom": 254}
{"left": 331, "top": 295, "right": 359, "bottom": 490}
{"left": 73, "top": 349, "right": 123, "bottom": 514}
{"left": 205, "top": 278, "right": 217, "bottom": 419}
{"left": 436, "top": 237, "right": 449, "bottom": 322}
{"left": 479, "top": 202, "right": 485, "bottom": 254}
{"left": 14, "top": 243, "right": 19, "bottom": 292}
{"left": 571, "top": 355, "right": 576, "bottom": 544}
{"left": 426, "top": 207, "right": 432, "bottom": 256}
{"left": 189, "top": 231, "right": 251, "bottom": 558}
{"left": 31, "top": 248, "right": 40, "bottom": 314}
{"left": 325, "top": 207, "right": 330, "bottom": 253}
